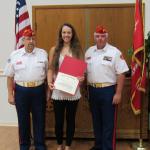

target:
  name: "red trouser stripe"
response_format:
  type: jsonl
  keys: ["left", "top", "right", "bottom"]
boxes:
{"left": 112, "top": 105, "right": 118, "bottom": 150}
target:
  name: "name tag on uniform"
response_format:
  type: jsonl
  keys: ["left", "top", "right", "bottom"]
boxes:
{"left": 37, "top": 61, "right": 44, "bottom": 63}
{"left": 103, "top": 56, "right": 112, "bottom": 61}
{"left": 7, "top": 58, "right": 11, "bottom": 63}
{"left": 16, "top": 61, "right": 22, "bottom": 65}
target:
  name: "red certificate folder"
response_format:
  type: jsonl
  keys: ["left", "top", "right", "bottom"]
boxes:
{"left": 54, "top": 56, "right": 87, "bottom": 95}
{"left": 59, "top": 56, "right": 87, "bottom": 77}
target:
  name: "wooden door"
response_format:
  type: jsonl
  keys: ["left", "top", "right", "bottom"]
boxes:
{"left": 32, "top": 4, "right": 148, "bottom": 139}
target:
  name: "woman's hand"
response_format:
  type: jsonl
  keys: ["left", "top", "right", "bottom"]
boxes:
{"left": 77, "top": 76, "right": 85, "bottom": 83}
{"left": 48, "top": 82, "right": 55, "bottom": 90}
{"left": 77, "top": 76, "right": 85, "bottom": 86}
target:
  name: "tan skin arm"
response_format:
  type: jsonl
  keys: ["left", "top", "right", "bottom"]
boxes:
{"left": 112, "top": 73, "right": 125, "bottom": 105}
{"left": 47, "top": 46, "right": 55, "bottom": 90}
{"left": 7, "top": 77, "right": 15, "bottom": 105}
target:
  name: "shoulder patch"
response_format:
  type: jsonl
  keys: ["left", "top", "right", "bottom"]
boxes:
{"left": 16, "top": 61, "right": 22, "bottom": 65}
{"left": 7, "top": 58, "right": 11, "bottom": 63}
{"left": 86, "top": 56, "right": 91, "bottom": 60}
{"left": 120, "top": 54, "right": 124, "bottom": 60}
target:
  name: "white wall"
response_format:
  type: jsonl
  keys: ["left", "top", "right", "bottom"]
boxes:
{"left": 0, "top": 0, "right": 150, "bottom": 126}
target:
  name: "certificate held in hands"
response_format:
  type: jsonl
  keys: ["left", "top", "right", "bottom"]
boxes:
{"left": 54, "top": 56, "right": 87, "bottom": 95}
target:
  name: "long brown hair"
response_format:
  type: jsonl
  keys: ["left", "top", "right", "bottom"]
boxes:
{"left": 52, "top": 23, "right": 83, "bottom": 73}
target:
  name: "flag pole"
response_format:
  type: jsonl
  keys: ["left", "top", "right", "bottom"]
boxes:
{"left": 137, "top": 0, "right": 145, "bottom": 149}
{"left": 137, "top": 93, "right": 145, "bottom": 150}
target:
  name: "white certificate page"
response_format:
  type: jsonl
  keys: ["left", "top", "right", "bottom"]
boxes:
{"left": 54, "top": 72, "right": 79, "bottom": 95}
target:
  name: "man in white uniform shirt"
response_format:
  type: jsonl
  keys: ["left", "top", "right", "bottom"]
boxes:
{"left": 4, "top": 29, "right": 48, "bottom": 150}
{"left": 85, "top": 26, "right": 129, "bottom": 150}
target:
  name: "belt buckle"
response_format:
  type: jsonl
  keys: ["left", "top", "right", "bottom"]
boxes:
{"left": 27, "top": 82, "right": 36, "bottom": 87}
{"left": 96, "top": 83, "right": 102, "bottom": 88}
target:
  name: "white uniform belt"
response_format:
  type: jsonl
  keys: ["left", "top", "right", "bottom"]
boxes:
{"left": 88, "top": 83, "right": 115, "bottom": 88}
{"left": 16, "top": 80, "right": 44, "bottom": 87}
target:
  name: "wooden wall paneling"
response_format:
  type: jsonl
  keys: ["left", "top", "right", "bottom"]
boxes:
{"left": 89, "top": 5, "right": 135, "bottom": 65}
{"left": 33, "top": 7, "right": 86, "bottom": 53}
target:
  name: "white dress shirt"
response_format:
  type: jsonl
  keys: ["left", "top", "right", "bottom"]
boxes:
{"left": 85, "top": 43, "right": 129, "bottom": 84}
{"left": 4, "top": 47, "right": 48, "bottom": 82}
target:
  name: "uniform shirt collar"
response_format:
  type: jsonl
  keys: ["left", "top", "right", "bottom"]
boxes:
{"left": 21, "top": 47, "right": 36, "bottom": 56}
{"left": 94, "top": 43, "right": 108, "bottom": 52}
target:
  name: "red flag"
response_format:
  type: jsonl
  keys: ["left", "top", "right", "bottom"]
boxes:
{"left": 131, "top": 0, "right": 146, "bottom": 114}
{"left": 15, "top": 0, "right": 31, "bottom": 49}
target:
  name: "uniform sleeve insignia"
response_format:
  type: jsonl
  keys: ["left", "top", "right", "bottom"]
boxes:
{"left": 103, "top": 56, "right": 112, "bottom": 61}
{"left": 16, "top": 61, "right": 22, "bottom": 65}
{"left": 120, "top": 54, "right": 124, "bottom": 60}
{"left": 7, "top": 58, "right": 11, "bottom": 63}
{"left": 86, "top": 56, "right": 91, "bottom": 60}
{"left": 37, "top": 61, "right": 44, "bottom": 63}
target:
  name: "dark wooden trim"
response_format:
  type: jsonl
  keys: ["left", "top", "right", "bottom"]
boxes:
{"left": 32, "top": 4, "right": 135, "bottom": 10}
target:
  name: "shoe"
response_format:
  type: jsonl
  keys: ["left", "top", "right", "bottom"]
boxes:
{"left": 90, "top": 146, "right": 97, "bottom": 150}
{"left": 64, "top": 146, "right": 71, "bottom": 150}
{"left": 89, "top": 146, "right": 101, "bottom": 150}
{"left": 57, "top": 145, "right": 64, "bottom": 150}
{"left": 89, "top": 146, "right": 96, "bottom": 150}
